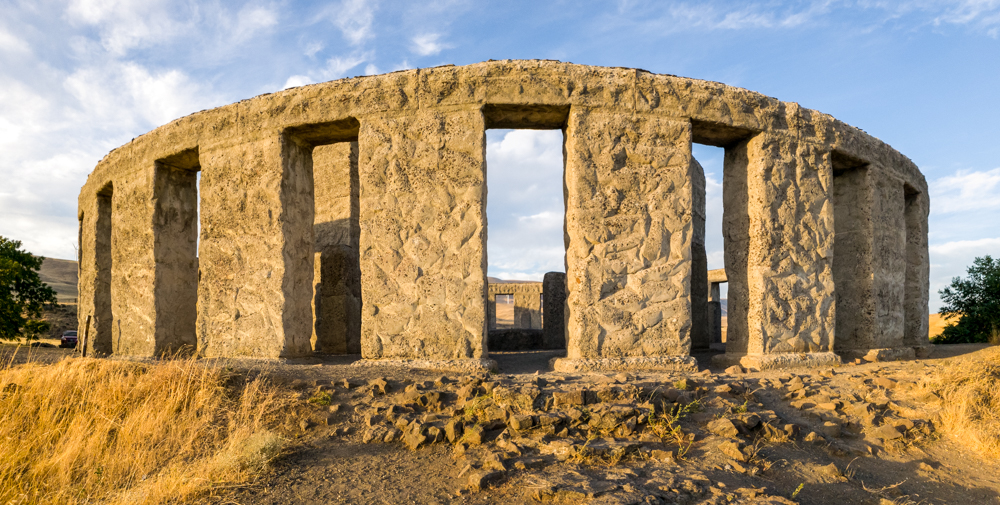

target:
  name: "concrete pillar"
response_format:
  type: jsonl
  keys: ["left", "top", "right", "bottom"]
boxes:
{"left": 78, "top": 184, "right": 115, "bottom": 356}
{"left": 903, "top": 188, "right": 930, "bottom": 349}
{"left": 555, "top": 109, "right": 698, "bottom": 372}
{"left": 357, "top": 108, "right": 490, "bottom": 364}
{"left": 196, "top": 133, "right": 315, "bottom": 358}
{"left": 690, "top": 158, "right": 709, "bottom": 351}
{"left": 513, "top": 291, "right": 541, "bottom": 330}
{"left": 312, "top": 141, "right": 361, "bottom": 354}
{"left": 487, "top": 290, "right": 497, "bottom": 331}
{"left": 542, "top": 272, "right": 566, "bottom": 349}
{"left": 716, "top": 134, "right": 840, "bottom": 369}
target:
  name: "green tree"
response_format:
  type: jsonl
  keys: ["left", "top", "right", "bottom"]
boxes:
{"left": 0, "top": 236, "right": 58, "bottom": 341}
{"left": 935, "top": 255, "right": 1000, "bottom": 344}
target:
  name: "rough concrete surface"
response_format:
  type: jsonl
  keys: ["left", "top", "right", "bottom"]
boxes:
{"left": 76, "top": 60, "right": 929, "bottom": 370}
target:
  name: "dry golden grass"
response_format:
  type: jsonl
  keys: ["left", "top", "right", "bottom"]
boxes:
{"left": 916, "top": 347, "right": 1000, "bottom": 459}
{"left": 0, "top": 354, "right": 285, "bottom": 504}
{"left": 927, "top": 313, "right": 953, "bottom": 340}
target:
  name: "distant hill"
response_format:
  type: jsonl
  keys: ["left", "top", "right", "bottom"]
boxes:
{"left": 37, "top": 258, "right": 78, "bottom": 302}
{"left": 487, "top": 277, "right": 540, "bottom": 284}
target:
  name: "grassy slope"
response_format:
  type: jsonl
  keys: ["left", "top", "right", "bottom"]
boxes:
{"left": 37, "top": 257, "right": 78, "bottom": 302}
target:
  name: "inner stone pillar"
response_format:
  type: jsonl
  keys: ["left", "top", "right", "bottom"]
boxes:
{"left": 903, "top": 187, "right": 930, "bottom": 349}
{"left": 513, "top": 290, "right": 541, "bottom": 329}
{"left": 357, "top": 108, "right": 491, "bottom": 367}
{"left": 554, "top": 109, "right": 698, "bottom": 372}
{"left": 542, "top": 271, "right": 566, "bottom": 349}
{"left": 196, "top": 134, "right": 315, "bottom": 358}
{"left": 312, "top": 142, "right": 361, "bottom": 354}
{"left": 78, "top": 185, "right": 115, "bottom": 356}
{"left": 690, "top": 158, "right": 709, "bottom": 350}
{"left": 715, "top": 134, "right": 840, "bottom": 369}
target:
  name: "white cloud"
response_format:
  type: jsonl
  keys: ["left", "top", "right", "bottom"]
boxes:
{"left": 411, "top": 33, "right": 452, "bottom": 56}
{"left": 64, "top": 62, "right": 211, "bottom": 128}
{"left": 64, "top": 0, "right": 194, "bottom": 55}
{"left": 230, "top": 5, "right": 279, "bottom": 43}
{"left": 486, "top": 130, "right": 565, "bottom": 280}
{"left": 0, "top": 27, "right": 31, "bottom": 54}
{"left": 322, "top": 0, "right": 377, "bottom": 46}
{"left": 283, "top": 74, "right": 313, "bottom": 89}
{"left": 304, "top": 41, "right": 324, "bottom": 58}
{"left": 930, "top": 167, "right": 1000, "bottom": 214}
{"left": 364, "top": 63, "right": 380, "bottom": 75}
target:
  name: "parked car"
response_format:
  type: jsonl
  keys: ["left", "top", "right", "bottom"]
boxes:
{"left": 59, "top": 330, "right": 78, "bottom": 349}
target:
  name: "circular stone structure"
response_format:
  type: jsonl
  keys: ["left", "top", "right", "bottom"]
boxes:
{"left": 76, "top": 60, "right": 929, "bottom": 371}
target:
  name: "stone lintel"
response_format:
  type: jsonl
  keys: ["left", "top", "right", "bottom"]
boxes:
{"left": 352, "top": 358, "right": 498, "bottom": 373}
{"left": 711, "top": 352, "right": 842, "bottom": 370}
{"left": 551, "top": 356, "right": 699, "bottom": 373}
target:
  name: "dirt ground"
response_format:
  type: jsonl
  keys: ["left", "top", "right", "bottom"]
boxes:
{"left": 5, "top": 344, "right": 999, "bottom": 505}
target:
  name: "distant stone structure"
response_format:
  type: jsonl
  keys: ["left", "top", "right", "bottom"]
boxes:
{"left": 77, "top": 60, "right": 929, "bottom": 370}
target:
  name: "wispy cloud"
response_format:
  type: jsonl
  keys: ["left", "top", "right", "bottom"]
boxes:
{"left": 411, "top": 33, "right": 452, "bottom": 56}
{"left": 931, "top": 167, "right": 1000, "bottom": 214}
{"left": 319, "top": 0, "right": 378, "bottom": 46}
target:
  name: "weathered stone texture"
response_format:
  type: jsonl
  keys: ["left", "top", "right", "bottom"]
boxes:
{"left": 690, "top": 158, "right": 708, "bottom": 350}
{"left": 744, "top": 135, "right": 835, "bottom": 355}
{"left": 196, "top": 135, "right": 314, "bottom": 358}
{"left": 75, "top": 60, "right": 929, "bottom": 368}
{"left": 564, "top": 110, "right": 695, "bottom": 359}
{"left": 358, "top": 109, "right": 487, "bottom": 359}
{"left": 542, "top": 272, "right": 567, "bottom": 349}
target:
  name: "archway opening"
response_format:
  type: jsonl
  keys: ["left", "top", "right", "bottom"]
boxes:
{"left": 484, "top": 104, "right": 569, "bottom": 351}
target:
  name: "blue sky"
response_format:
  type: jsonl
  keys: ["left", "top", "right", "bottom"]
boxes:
{"left": 1, "top": 0, "right": 998, "bottom": 311}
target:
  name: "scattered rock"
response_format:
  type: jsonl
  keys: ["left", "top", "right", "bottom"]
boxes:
{"left": 553, "top": 390, "right": 586, "bottom": 407}
{"left": 708, "top": 418, "right": 740, "bottom": 438}
{"left": 467, "top": 470, "right": 504, "bottom": 492}
{"left": 369, "top": 378, "right": 390, "bottom": 395}
{"left": 872, "top": 424, "right": 903, "bottom": 441}
{"left": 718, "top": 440, "right": 745, "bottom": 462}
{"left": 725, "top": 365, "right": 745, "bottom": 375}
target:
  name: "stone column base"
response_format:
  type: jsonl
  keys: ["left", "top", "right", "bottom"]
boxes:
{"left": 838, "top": 347, "right": 916, "bottom": 363}
{"left": 551, "top": 356, "right": 698, "bottom": 373}
{"left": 711, "top": 352, "right": 842, "bottom": 370}
{"left": 352, "top": 358, "right": 498, "bottom": 372}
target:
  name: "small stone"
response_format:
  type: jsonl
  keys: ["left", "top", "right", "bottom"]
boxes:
{"left": 803, "top": 431, "right": 824, "bottom": 443}
{"left": 461, "top": 424, "right": 484, "bottom": 446}
{"left": 369, "top": 378, "right": 390, "bottom": 395}
{"left": 509, "top": 414, "right": 535, "bottom": 431}
{"left": 328, "top": 404, "right": 341, "bottom": 413}
{"left": 718, "top": 440, "right": 745, "bottom": 462}
{"left": 818, "top": 463, "right": 842, "bottom": 480}
{"left": 708, "top": 418, "right": 740, "bottom": 438}
{"left": 513, "top": 457, "right": 548, "bottom": 470}
{"left": 445, "top": 418, "right": 464, "bottom": 443}
{"left": 918, "top": 462, "right": 936, "bottom": 472}
{"left": 483, "top": 450, "right": 507, "bottom": 471}
{"left": 873, "top": 424, "right": 903, "bottom": 440}
{"left": 553, "top": 390, "right": 586, "bottom": 406}
{"left": 614, "top": 373, "right": 631, "bottom": 383}
{"left": 820, "top": 421, "right": 842, "bottom": 438}
{"left": 299, "top": 419, "right": 311, "bottom": 431}
{"left": 872, "top": 377, "right": 896, "bottom": 390}
{"left": 651, "top": 449, "right": 676, "bottom": 462}
{"left": 725, "top": 365, "right": 745, "bottom": 375}
{"left": 467, "top": 470, "right": 504, "bottom": 492}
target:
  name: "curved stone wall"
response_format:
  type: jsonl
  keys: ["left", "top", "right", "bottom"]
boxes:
{"left": 76, "top": 60, "right": 929, "bottom": 370}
